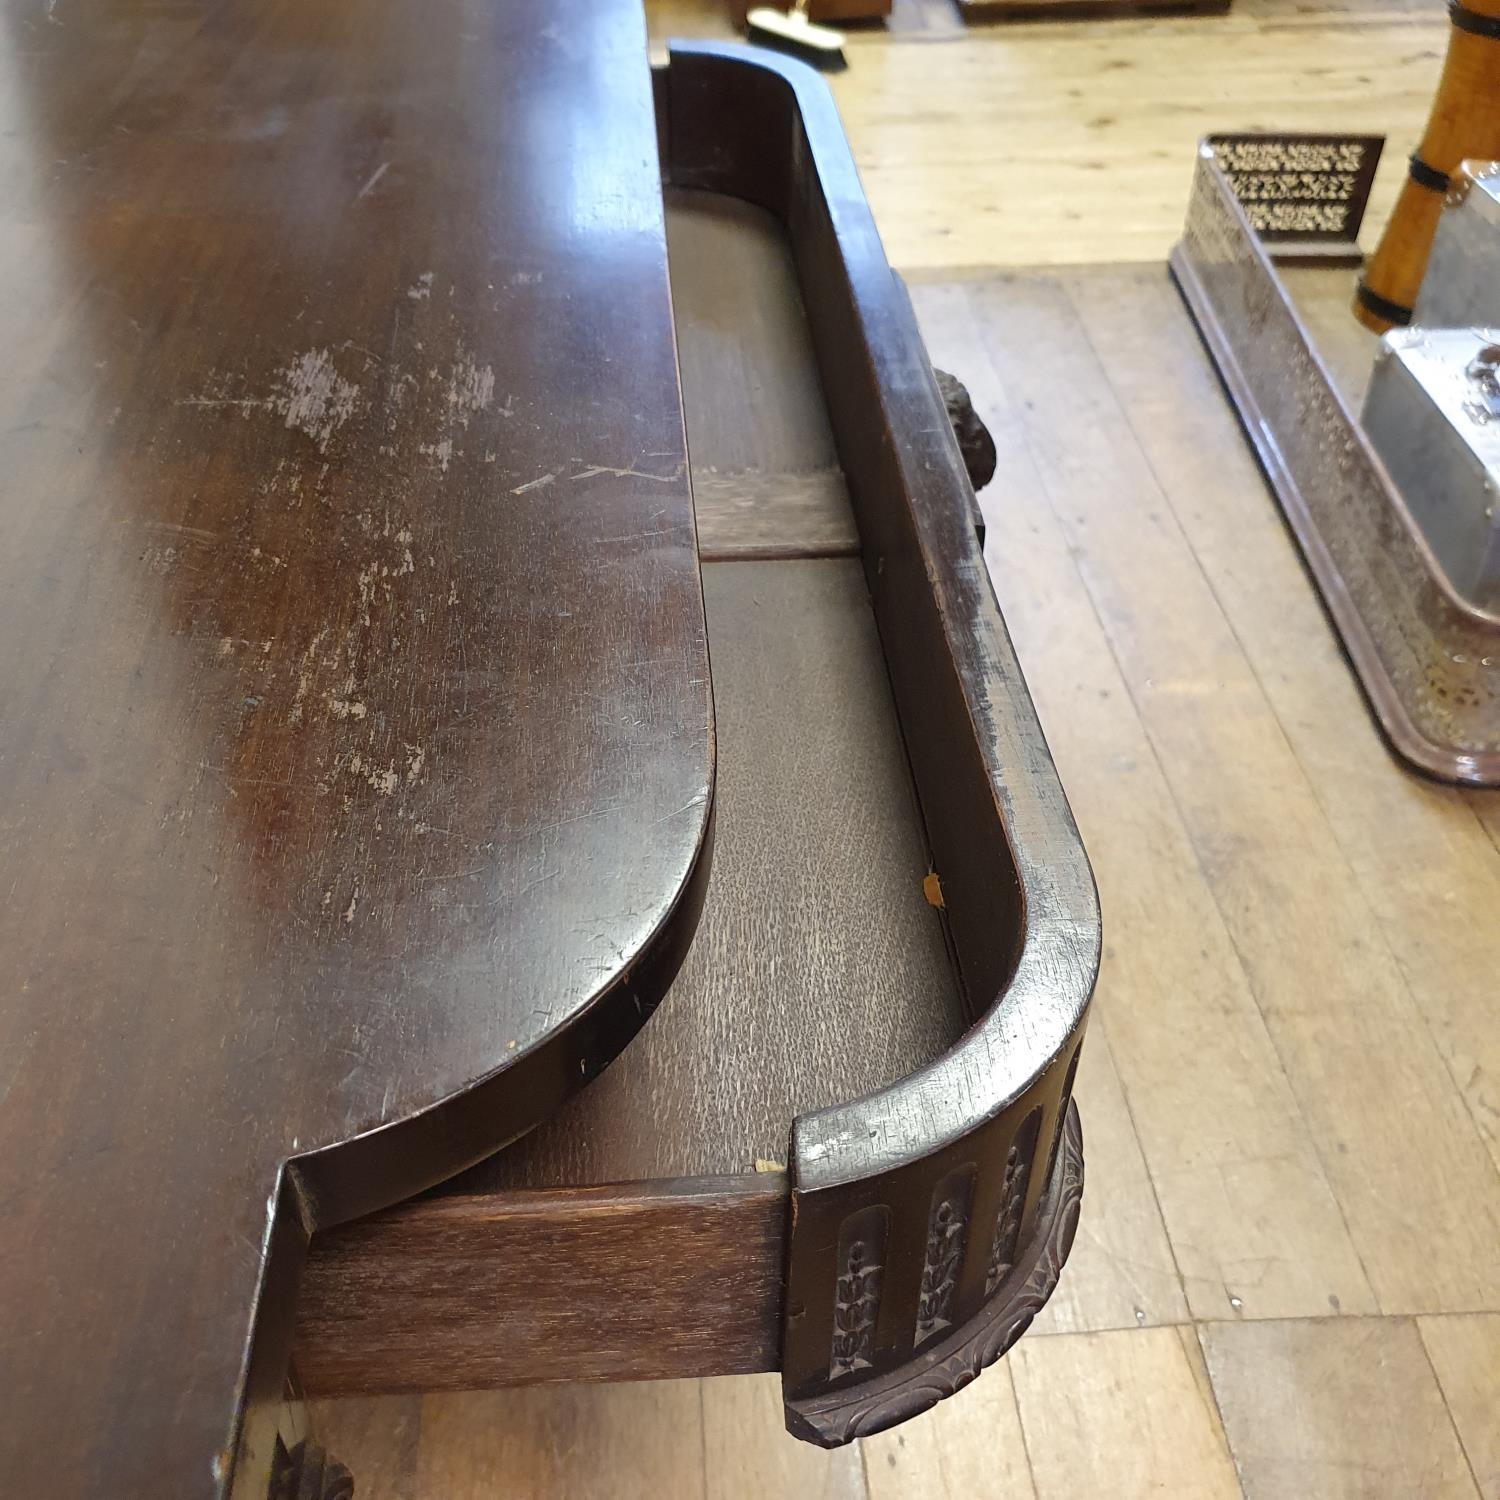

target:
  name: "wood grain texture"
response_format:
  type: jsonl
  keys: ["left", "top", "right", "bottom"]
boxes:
{"left": 296, "top": 1178, "right": 787, "bottom": 1394}
{"left": 667, "top": 191, "right": 841, "bottom": 477}
{"left": 1202, "top": 1318, "right": 1480, "bottom": 1498}
{"left": 911, "top": 277, "right": 1377, "bottom": 1326}
{"left": 969, "top": 270, "right": 1500, "bottom": 1316}
{"left": 1072, "top": 264, "right": 1500, "bottom": 1182}
{"left": 0, "top": 3, "right": 710, "bottom": 1496}
{"left": 1009, "top": 1327, "right": 1241, "bottom": 1499}
{"left": 669, "top": 199, "right": 860, "bottom": 549}
{"left": 302, "top": 1397, "right": 421, "bottom": 1500}
{"left": 861, "top": 1363, "right": 1035, "bottom": 1499}
{"left": 445, "top": 556, "right": 962, "bottom": 1193}
{"left": 823, "top": 14, "right": 1448, "bottom": 271}
{"left": 702, "top": 1378, "right": 867, "bottom": 1500}
{"left": 1026, "top": 1030, "right": 1187, "bottom": 1335}
{"left": 693, "top": 469, "right": 859, "bottom": 558}
{"left": 414, "top": 1383, "right": 708, "bottom": 1500}
{"left": 1418, "top": 1314, "right": 1500, "bottom": 1498}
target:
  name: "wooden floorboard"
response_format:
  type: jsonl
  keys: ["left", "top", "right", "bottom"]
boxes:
{"left": 861, "top": 1363, "right": 1036, "bottom": 1499}
{"left": 1067, "top": 265, "right": 1500, "bottom": 1182}
{"left": 1009, "top": 1326, "right": 1242, "bottom": 1498}
{"left": 316, "top": 3, "right": 1500, "bottom": 1494}
{"left": 912, "top": 276, "right": 1379, "bottom": 1328}
{"left": 972, "top": 271, "right": 1500, "bottom": 1317}
{"left": 1418, "top": 1314, "right": 1500, "bottom": 1499}
{"left": 1201, "top": 1318, "right": 1481, "bottom": 1498}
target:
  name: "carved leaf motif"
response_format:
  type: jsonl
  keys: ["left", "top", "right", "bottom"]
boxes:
{"left": 915, "top": 1197, "right": 968, "bottom": 1342}
{"left": 788, "top": 1103, "right": 1084, "bottom": 1449}
{"left": 830, "top": 1237, "right": 882, "bottom": 1379}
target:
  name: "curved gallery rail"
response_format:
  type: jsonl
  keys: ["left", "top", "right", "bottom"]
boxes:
{"left": 658, "top": 42, "right": 1100, "bottom": 1443}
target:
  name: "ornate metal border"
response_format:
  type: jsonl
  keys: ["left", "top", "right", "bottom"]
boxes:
{"left": 1171, "top": 139, "right": 1500, "bottom": 784}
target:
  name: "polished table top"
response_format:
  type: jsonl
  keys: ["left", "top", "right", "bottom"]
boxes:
{"left": 0, "top": 0, "right": 711, "bottom": 1494}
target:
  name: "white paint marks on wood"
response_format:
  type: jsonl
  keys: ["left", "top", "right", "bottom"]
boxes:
{"left": 447, "top": 347, "right": 496, "bottom": 427}
{"left": 346, "top": 753, "right": 401, "bottom": 796}
{"left": 355, "top": 162, "right": 390, "bottom": 200}
{"left": 276, "top": 349, "right": 360, "bottom": 454}
{"left": 572, "top": 462, "right": 682, "bottom": 483}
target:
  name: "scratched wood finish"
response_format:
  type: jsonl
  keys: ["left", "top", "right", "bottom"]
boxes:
{"left": 307, "top": 52, "right": 1098, "bottom": 1443}
{"left": 296, "top": 1177, "right": 788, "bottom": 1393}
{"left": 294, "top": 541, "right": 970, "bottom": 1392}
{"left": 0, "top": 4, "right": 711, "bottom": 1498}
{"left": 445, "top": 555, "right": 965, "bottom": 1192}
{"left": 293, "top": 184, "right": 968, "bottom": 1395}
{"left": 668, "top": 193, "right": 861, "bottom": 560}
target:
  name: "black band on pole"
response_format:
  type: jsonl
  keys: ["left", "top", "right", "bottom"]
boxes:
{"left": 1355, "top": 281, "right": 1414, "bottom": 327}
{"left": 1408, "top": 154, "right": 1452, "bottom": 193}
{"left": 1450, "top": 1, "right": 1500, "bottom": 39}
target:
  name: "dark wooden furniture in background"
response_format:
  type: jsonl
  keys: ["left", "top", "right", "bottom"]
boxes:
{"left": 0, "top": 3, "right": 711, "bottom": 1496}
{"left": 298, "top": 41, "right": 1099, "bottom": 1453}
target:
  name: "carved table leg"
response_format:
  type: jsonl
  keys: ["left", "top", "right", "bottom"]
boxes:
{"left": 268, "top": 1438, "right": 355, "bottom": 1500}
{"left": 785, "top": 1102, "right": 1083, "bottom": 1446}
{"left": 934, "top": 368, "right": 997, "bottom": 493}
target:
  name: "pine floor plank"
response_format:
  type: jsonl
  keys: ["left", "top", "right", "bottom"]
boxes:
{"left": 1067, "top": 264, "right": 1500, "bottom": 1180}
{"left": 702, "top": 1376, "right": 866, "bottom": 1500}
{"left": 1028, "top": 1025, "right": 1189, "bottom": 1334}
{"left": 1471, "top": 795, "right": 1500, "bottom": 860}
{"left": 414, "top": 1384, "right": 707, "bottom": 1500}
{"left": 913, "top": 280, "right": 1376, "bottom": 1325}
{"left": 969, "top": 271, "right": 1500, "bottom": 1316}
{"left": 1418, "top": 1315, "right": 1500, "bottom": 1499}
{"left": 861, "top": 1364, "right": 1035, "bottom": 1500}
{"left": 827, "top": 14, "right": 1444, "bottom": 270}
{"left": 1202, "top": 1318, "right": 1480, "bottom": 1499}
{"left": 1009, "top": 1326, "right": 1241, "bottom": 1499}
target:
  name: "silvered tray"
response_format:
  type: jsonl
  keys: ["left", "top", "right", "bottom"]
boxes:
{"left": 1170, "top": 140, "right": 1500, "bottom": 785}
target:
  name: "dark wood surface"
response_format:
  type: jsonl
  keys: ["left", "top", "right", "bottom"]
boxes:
{"left": 291, "top": 72, "right": 1097, "bottom": 1419}
{"left": 446, "top": 554, "right": 964, "bottom": 1191}
{"left": 0, "top": 4, "right": 710, "bottom": 1497}
{"left": 294, "top": 187, "right": 966, "bottom": 1400}
{"left": 441, "top": 189, "right": 963, "bottom": 1192}
{"left": 660, "top": 44, "right": 1097, "bottom": 1434}
{"left": 297, "top": 1176, "right": 788, "bottom": 1394}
